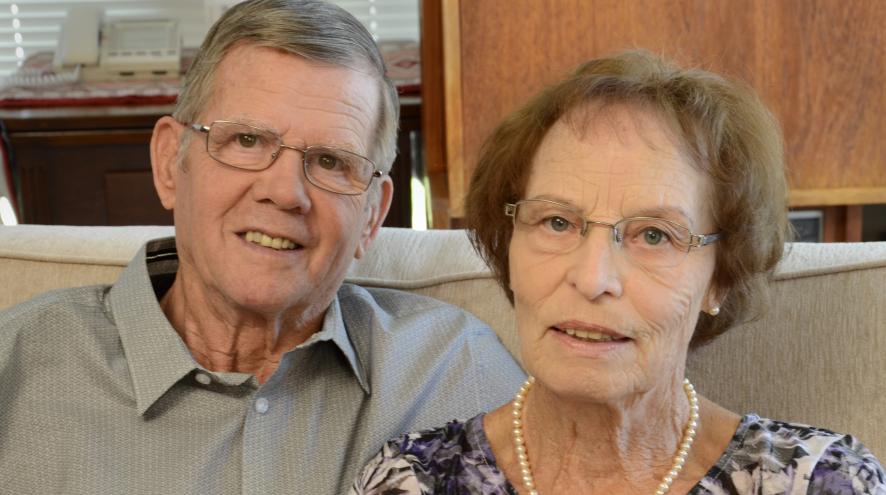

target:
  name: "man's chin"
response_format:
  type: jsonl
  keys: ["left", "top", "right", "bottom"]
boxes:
{"left": 232, "top": 288, "right": 327, "bottom": 317}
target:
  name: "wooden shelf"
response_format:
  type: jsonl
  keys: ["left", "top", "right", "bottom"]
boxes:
{"left": 789, "top": 188, "right": 886, "bottom": 208}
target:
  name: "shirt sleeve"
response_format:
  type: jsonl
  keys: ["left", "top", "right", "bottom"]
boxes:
{"left": 462, "top": 326, "right": 526, "bottom": 413}
{"left": 807, "top": 434, "right": 886, "bottom": 495}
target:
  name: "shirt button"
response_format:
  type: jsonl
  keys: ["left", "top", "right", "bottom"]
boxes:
{"left": 254, "top": 397, "right": 270, "bottom": 414}
{"left": 195, "top": 372, "right": 212, "bottom": 385}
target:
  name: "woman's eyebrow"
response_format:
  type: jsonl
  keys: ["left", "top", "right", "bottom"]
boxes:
{"left": 627, "top": 205, "right": 694, "bottom": 225}
{"left": 527, "top": 194, "right": 582, "bottom": 209}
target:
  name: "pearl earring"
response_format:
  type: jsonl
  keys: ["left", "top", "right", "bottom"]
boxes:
{"left": 709, "top": 306, "right": 720, "bottom": 316}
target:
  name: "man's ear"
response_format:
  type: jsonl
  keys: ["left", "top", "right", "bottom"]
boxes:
{"left": 150, "top": 116, "right": 183, "bottom": 211}
{"left": 354, "top": 175, "right": 393, "bottom": 259}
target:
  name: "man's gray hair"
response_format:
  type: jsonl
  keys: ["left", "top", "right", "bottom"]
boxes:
{"left": 173, "top": 0, "right": 399, "bottom": 172}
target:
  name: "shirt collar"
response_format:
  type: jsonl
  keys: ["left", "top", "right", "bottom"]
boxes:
{"left": 297, "top": 294, "right": 370, "bottom": 394}
{"left": 109, "top": 238, "right": 200, "bottom": 416}
{"left": 109, "top": 237, "right": 370, "bottom": 415}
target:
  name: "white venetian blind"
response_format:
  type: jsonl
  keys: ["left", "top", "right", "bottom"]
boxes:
{"left": 328, "top": 0, "right": 418, "bottom": 41}
{"left": 0, "top": 0, "right": 418, "bottom": 76}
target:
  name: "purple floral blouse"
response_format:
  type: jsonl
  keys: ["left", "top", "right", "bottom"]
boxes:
{"left": 350, "top": 413, "right": 885, "bottom": 494}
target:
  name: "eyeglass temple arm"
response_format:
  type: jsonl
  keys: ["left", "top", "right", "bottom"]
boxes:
{"left": 691, "top": 232, "right": 722, "bottom": 248}
{"left": 189, "top": 123, "right": 210, "bottom": 133}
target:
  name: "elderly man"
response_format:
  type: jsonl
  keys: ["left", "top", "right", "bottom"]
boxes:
{"left": 0, "top": 1, "right": 524, "bottom": 493}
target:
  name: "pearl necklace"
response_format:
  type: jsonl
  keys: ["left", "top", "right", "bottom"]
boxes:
{"left": 511, "top": 376, "right": 699, "bottom": 495}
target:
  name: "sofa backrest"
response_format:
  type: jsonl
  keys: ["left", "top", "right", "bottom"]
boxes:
{"left": 2, "top": 225, "right": 885, "bottom": 458}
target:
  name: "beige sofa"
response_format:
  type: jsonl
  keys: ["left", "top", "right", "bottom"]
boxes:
{"left": 2, "top": 225, "right": 885, "bottom": 459}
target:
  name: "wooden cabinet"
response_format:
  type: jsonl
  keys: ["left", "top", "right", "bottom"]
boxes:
{"left": 2, "top": 105, "right": 174, "bottom": 226}
{"left": 422, "top": 0, "right": 886, "bottom": 239}
{"left": 2, "top": 100, "right": 420, "bottom": 227}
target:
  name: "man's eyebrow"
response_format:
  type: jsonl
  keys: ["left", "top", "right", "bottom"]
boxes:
{"left": 311, "top": 136, "right": 368, "bottom": 156}
{"left": 221, "top": 117, "right": 280, "bottom": 134}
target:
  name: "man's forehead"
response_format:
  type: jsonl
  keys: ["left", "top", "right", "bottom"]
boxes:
{"left": 212, "top": 44, "right": 378, "bottom": 99}
{"left": 203, "top": 44, "right": 381, "bottom": 146}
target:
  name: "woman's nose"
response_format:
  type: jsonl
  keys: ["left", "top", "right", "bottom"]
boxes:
{"left": 564, "top": 227, "right": 624, "bottom": 301}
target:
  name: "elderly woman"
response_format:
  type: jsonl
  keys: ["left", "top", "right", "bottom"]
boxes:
{"left": 350, "top": 51, "right": 885, "bottom": 494}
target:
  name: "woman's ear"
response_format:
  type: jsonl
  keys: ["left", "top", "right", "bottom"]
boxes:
{"left": 704, "top": 285, "right": 728, "bottom": 316}
{"left": 150, "top": 116, "right": 183, "bottom": 210}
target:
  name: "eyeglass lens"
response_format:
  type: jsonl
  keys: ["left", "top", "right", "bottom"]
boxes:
{"left": 204, "top": 121, "right": 375, "bottom": 195}
{"left": 512, "top": 200, "right": 694, "bottom": 268}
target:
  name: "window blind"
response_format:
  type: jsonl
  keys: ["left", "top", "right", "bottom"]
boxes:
{"left": 329, "top": 0, "right": 419, "bottom": 41}
{"left": 0, "top": 0, "right": 418, "bottom": 76}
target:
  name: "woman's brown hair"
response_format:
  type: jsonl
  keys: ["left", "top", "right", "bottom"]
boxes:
{"left": 465, "top": 50, "right": 790, "bottom": 348}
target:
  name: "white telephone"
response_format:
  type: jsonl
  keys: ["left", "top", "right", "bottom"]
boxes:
{"left": 54, "top": 7, "right": 181, "bottom": 81}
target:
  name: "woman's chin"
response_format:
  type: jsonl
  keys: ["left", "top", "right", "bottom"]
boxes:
{"left": 530, "top": 366, "right": 646, "bottom": 406}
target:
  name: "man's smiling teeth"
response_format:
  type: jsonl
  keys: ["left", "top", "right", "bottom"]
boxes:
{"left": 562, "top": 328, "right": 616, "bottom": 342}
{"left": 244, "top": 231, "right": 299, "bottom": 250}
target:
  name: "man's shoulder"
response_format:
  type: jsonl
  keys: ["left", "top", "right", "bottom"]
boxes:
{"left": 339, "top": 282, "right": 470, "bottom": 310}
{"left": 338, "top": 283, "right": 491, "bottom": 335}
{"left": 0, "top": 285, "right": 114, "bottom": 341}
{"left": 337, "top": 283, "right": 520, "bottom": 379}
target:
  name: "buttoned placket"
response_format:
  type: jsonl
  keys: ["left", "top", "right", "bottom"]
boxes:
{"left": 240, "top": 351, "right": 297, "bottom": 494}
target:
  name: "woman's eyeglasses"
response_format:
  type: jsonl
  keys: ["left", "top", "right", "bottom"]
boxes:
{"left": 505, "top": 198, "right": 721, "bottom": 268}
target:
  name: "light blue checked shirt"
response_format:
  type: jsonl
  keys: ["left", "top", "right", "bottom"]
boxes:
{"left": 0, "top": 237, "right": 525, "bottom": 494}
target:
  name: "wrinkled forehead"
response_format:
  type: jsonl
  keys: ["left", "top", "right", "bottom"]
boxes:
{"left": 206, "top": 45, "right": 380, "bottom": 146}
{"left": 214, "top": 44, "right": 380, "bottom": 104}
{"left": 561, "top": 101, "right": 697, "bottom": 166}
{"left": 531, "top": 103, "right": 698, "bottom": 181}
{"left": 526, "top": 103, "right": 716, "bottom": 227}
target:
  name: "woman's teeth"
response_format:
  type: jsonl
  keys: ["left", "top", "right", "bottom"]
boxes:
{"left": 562, "top": 328, "right": 616, "bottom": 342}
{"left": 244, "top": 231, "right": 299, "bottom": 250}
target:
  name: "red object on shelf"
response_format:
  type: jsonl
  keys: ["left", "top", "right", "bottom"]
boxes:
{"left": 0, "top": 94, "right": 177, "bottom": 108}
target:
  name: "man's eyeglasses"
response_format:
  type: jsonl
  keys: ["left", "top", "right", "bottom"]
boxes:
{"left": 505, "top": 199, "right": 721, "bottom": 268}
{"left": 187, "top": 120, "right": 383, "bottom": 196}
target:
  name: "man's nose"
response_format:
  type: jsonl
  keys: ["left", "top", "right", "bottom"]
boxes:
{"left": 251, "top": 147, "right": 312, "bottom": 210}
{"left": 564, "top": 226, "right": 624, "bottom": 301}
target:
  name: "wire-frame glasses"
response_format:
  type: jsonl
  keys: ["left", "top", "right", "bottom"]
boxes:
{"left": 188, "top": 120, "right": 382, "bottom": 195}
{"left": 505, "top": 199, "right": 721, "bottom": 268}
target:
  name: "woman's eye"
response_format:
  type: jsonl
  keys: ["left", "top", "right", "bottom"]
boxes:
{"left": 545, "top": 216, "right": 571, "bottom": 232}
{"left": 236, "top": 133, "right": 259, "bottom": 148}
{"left": 642, "top": 228, "right": 669, "bottom": 245}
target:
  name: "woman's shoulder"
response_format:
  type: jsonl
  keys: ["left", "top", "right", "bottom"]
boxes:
{"left": 698, "top": 414, "right": 885, "bottom": 494}
{"left": 350, "top": 414, "right": 515, "bottom": 495}
{"left": 808, "top": 432, "right": 886, "bottom": 494}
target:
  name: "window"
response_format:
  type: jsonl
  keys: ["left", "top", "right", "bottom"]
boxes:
{"left": 0, "top": 0, "right": 418, "bottom": 76}
{"left": 329, "top": 0, "right": 418, "bottom": 40}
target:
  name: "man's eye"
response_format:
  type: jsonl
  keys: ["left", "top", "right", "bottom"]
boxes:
{"left": 236, "top": 133, "right": 259, "bottom": 148}
{"left": 317, "top": 154, "right": 344, "bottom": 170}
{"left": 545, "top": 216, "right": 572, "bottom": 232}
